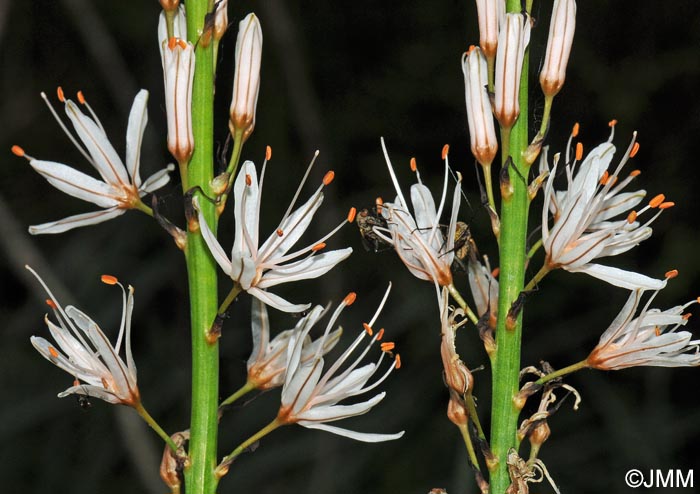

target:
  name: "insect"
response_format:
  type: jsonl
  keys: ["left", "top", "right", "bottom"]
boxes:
{"left": 73, "top": 379, "right": 92, "bottom": 410}
{"left": 449, "top": 221, "right": 477, "bottom": 273}
{"left": 356, "top": 206, "right": 391, "bottom": 253}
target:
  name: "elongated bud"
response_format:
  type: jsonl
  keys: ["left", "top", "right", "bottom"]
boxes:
{"left": 540, "top": 0, "right": 576, "bottom": 97}
{"left": 475, "top": 0, "right": 505, "bottom": 58}
{"left": 230, "top": 13, "right": 263, "bottom": 142}
{"left": 161, "top": 38, "right": 195, "bottom": 164}
{"left": 214, "top": 0, "right": 229, "bottom": 42}
{"left": 462, "top": 47, "right": 498, "bottom": 166}
{"left": 494, "top": 13, "right": 531, "bottom": 128}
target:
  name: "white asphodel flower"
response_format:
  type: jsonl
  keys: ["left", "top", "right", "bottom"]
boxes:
{"left": 229, "top": 13, "right": 262, "bottom": 142}
{"left": 587, "top": 276, "right": 700, "bottom": 370}
{"left": 276, "top": 285, "right": 404, "bottom": 442}
{"left": 195, "top": 157, "right": 353, "bottom": 313}
{"left": 14, "top": 88, "right": 174, "bottom": 234}
{"left": 27, "top": 266, "right": 140, "bottom": 406}
{"left": 247, "top": 299, "right": 342, "bottom": 390}
{"left": 373, "top": 138, "right": 462, "bottom": 289}
{"left": 541, "top": 124, "right": 670, "bottom": 290}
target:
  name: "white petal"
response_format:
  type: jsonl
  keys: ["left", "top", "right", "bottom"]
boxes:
{"left": 29, "top": 207, "right": 125, "bottom": 235}
{"left": 125, "top": 90, "right": 149, "bottom": 187}
{"left": 296, "top": 394, "right": 385, "bottom": 422}
{"left": 232, "top": 161, "right": 259, "bottom": 260}
{"left": 257, "top": 248, "right": 352, "bottom": 288}
{"left": 196, "top": 206, "right": 233, "bottom": 275}
{"left": 140, "top": 164, "right": 175, "bottom": 194}
{"left": 30, "top": 160, "right": 120, "bottom": 208}
{"left": 57, "top": 384, "right": 121, "bottom": 404}
{"left": 410, "top": 183, "right": 438, "bottom": 230}
{"left": 298, "top": 422, "right": 405, "bottom": 443}
{"left": 570, "top": 263, "right": 666, "bottom": 290}
{"left": 248, "top": 298, "right": 270, "bottom": 368}
{"left": 248, "top": 287, "right": 311, "bottom": 314}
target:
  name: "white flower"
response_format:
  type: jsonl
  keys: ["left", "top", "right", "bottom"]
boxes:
{"left": 468, "top": 254, "right": 499, "bottom": 324}
{"left": 277, "top": 286, "right": 404, "bottom": 443}
{"left": 230, "top": 13, "right": 262, "bottom": 142}
{"left": 587, "top": 281, "right": 700, "bottom": 370}
{"left": 541, "top": 126, "right": 669, "bottom": 290}
{"left": 195, "top": 158, "right": 352, "bottom": 313}
{"left": 27, "top": 266, "right": 140, "bottom": 406}
{"left": 373, "top": 138, "right": 462, "bottom": 289}
{"left": 15, "top": 88, "right": 174, "bottom": 234}
{"left": 247, "top": 299, "right": 342, "bottom": 390}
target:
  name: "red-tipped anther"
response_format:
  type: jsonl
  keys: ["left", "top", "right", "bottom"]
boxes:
{"left": 46, "top": 299, "right": 57, "bottom": 309}
{"left": 380, "top": 342, "right": 395, "bottom": 352}
{"left": 697, "top": 296, "right": 700, "bottom": 304}
{"left": 168, "top": 37, "right": 177, "bottom": 49}
{"left": 492, "top": 267, "right": 500, "bottom": 278}
{"left": 11, "top": 145, "right": 25, "bottom": 157}
{"left": 665, "top": 269, "right": 679, "bottom": 279}
{"left": 311, "top": 242, "right": 326, "bottom": 252}
{"left": 608, "top": 119, "right": 618, "bottom": 128}
{"left": 101, "top": 275, "right": 119, "bottom": 285}
{"left": 441, "top": 144, "right": 450, "bottom": 160}
{"left": 48, "top": 346, "right": 59, "bottom": 358}
{"left": 627, "top": 211, "right": 637, "bottom": 223}
{"left": 467, "top": 45, "right": 476, "bottom": 54}
{"left": 683, "top": 313, "right": 692, "bottom": 321}
{"left": 630, "top": 142, "right": 640, "bottom": 158}
{"left": 649, "top": 194, "right": 665, "bottom": 208}
{"left": 395, "top": 354, "right": 402, "bottom": 369}
{"left": 572, "top": 122, "right": 580, "bottom": 137}
{"left": 630, "top": 169, "right": 641, "bottom": 177}
{"left": 599, "top": 170, "right": 610, "bottom": 185}
{"left": 276, "top": 228, "right": 284, "bottom": 237}
{"left": 362, "top": 322, "right": 373, "bottom": 336}
{"left": 375, "top": 197, "right": 383, "bottom": 215}
{"left": 77, "top": 91, "right": 86, "bottom": 105}
{"left": 659, "top": 201, "right": 675, "bottom": 209}
{"left": 265, "top": 145, "right": 272, "bottom": 161}
{"left": 73, "top": 379, "right": 81, "bottom": 387}
{"left": 654, "top": 326, "right": 661, "bottom": 337}
{"left": 410, "top": 157, "right": 417, "bottom": 172}
{"left": 245, "top": 174, "right": 252, "bottom": 186}
{"left": 376, "top": 328, "right": 385, "bottom": 341}
{"left": 322, "top": 170, "right": 335, "bottom": 186}
{"left": 343, "top": 292, "right": 357, "bottom": 306}
{"left": 575, "top": 142, "right": 583, "bottom": 161}
{"left": 177, "top": 39, "right": 187, "bottom": 49}
{"left": 347, "top": 207, "right": 357, "bottom": 223}
{"left": 57, "top": 87, "right": 65, "bottom": 102}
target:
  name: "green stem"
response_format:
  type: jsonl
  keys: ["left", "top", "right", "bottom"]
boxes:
{"left": 538, "top": 95, "right": 553, "bottom": 139}
{"left": 218, "top": 283, "right": 242, "bottom": 316}
{"left": 489, "top": 2, "right": 531, "bottom": 491}
{"left": 216, "top": 418, "right": 282, "bottom": 475}
{"left": 183, "top": 1, "right": 220, "bottom": 493}
{"left": 534, "top": 360, "right": 589, "bottom": 386}
{"left": 219, "top": 380, "right": 257, "bottom": 409}
{"left": 134, "top": 199, "right": 154, "bottom": 217}
{"left": 523, "top": 263, "right": 551, "bottom": 292}
{"left": 134, "top": 401, "right": 178, "bottom": 452}
{"left": 217, "top": 129, "right": 245, "bottom": 216}
{"left": 447, "top": 283, "right": 479, "bottom": 325}
{"left": 525, "top": 238, "right": 543, "bottom": 264}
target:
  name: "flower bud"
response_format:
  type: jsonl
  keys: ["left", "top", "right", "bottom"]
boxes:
{"left": 475, "top": 0, "right": 505, "bottom": 58}
{"left": 214, "top": 0, "right": 229, "bottom": 42}
{"left": 447, "top": 390, "right": 468, "bottom": 427}
{"left": 540, "top": 0, "right": 576, "bottom": 97}
{"left": 230, "top": 13, "right": 263, "bottom": 142}
{"left": 158, "top": 6, "right": 187, "bottom": 59}
{"left": 161, "top": 38, "right": 195, "bottom": 164}
{"left": 462, "top": 47, "right": 498, "bottom": 166}
{"left": 494, "top": 13, "right": 531, "bottom": 128}
{"left": 440, "top": 325, "right": 473, "bottom": 396}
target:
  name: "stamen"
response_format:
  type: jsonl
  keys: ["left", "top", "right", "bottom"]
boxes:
{"left": 608, "top": 119, "right": 617, "bottom": 128}
{"left": 177, "top": 39, "right": 187, "bottom": 49}
{"left": 343, "top": 292, "right": 357, "bottom": 306}
{"left": 101, "top": 275, "right": 119, "bottom": 285}
{"left": 442, "top": 144, "right": 450, "bottom": 160}
{"left": 659, "top": 201, "right": 675, "bottom": 209}
{"left": 245, "top": 174, "right": 252, "bottom": 186}
{"left": 77, "top": 91, "right": 86, "bottom": 105}
{"left": 168, "top": 37, "right": 177, "bottom": 49}
{"left": 630, "top": 142, "right": 640, "bottom": 158}
{"left": 599, "top": 170, "right": 609, "bottom": 185}
{"left": 101, "top": 378, "right": 109, "bottom": 389}
{"left": 46, "top": 299, "right": 57, "bottom": 309}
{"left": 575, "top": 142, "right": 583, "bottom": 161}
{"left": 683, "top": 313, "right": 692, "bottom": 321}
{"left": 380, "top": 342, "right": 395, "bottom": 352}
{"left": 395, "top": 354, "right": 402, "bottom": 369}
{"left": 467, "top": 44, "right": 476, "bottom": 54}
{"left": 492, "top": 267, "right": 500, "bottom": 277}
{"left": 57, "top": 86, "right": 65, "bottom": 102}
{"left": 311, "top": 242, "right": 326, "bottom": 252}
{"left": 322, "top": 170, "right": 335, "bottom": 186}
{"left": 376, "top": 328, "right": 385, "bottom": 341}
{"left": 630, "top": 169, "right": 641, "bottom": 177}
{"left": 49, "top": 346, "right": 59, "bottom": 358}
{"left": 571, "top": 122, "right": 580, "bottom": 137}
{"left": 655, "top": 326, "right": 661, "bottom": 336}
{"left": 649, "top": 194, "right": 665, "bottom": 208}
{"left": 410, "top": 157, "right": 417, "bottom": 172}
{"left": 627, "top": 211, "right": 637, "bottom": 223}
{"left": 363, "top": 322, "right": 373, "bottom": 336}
{"left": 665, "top": 269, "right": 679, "bottom": 279}
{"left": 73, "top": 379, "right": 80, "bottom": 387}
{"left": 265, "top": 145, "right": 272, "bottom": 160}
{"left": 347, "top": 207, "right": 357, "bottom": 223}
{"left": 11, "top": 145, "right": 26, "bottom": 157}
{"left": 375, "top": 197, "right": 383, "bottom": 215}
{"left": 276, "top": 228, "right": 284, "bottom": 237}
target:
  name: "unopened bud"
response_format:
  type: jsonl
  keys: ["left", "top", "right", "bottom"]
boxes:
{"left": 159, "top": 431, "right": 189, "bottom": 492}
{"left": 230, "top": 13, "right": 263, "bottom": 143}
{"left": 447, "top": 391, "right": 468, "bottom": 426}
{"left": 529, "top": 421, "right": 551, "bottom": 448}
{"left": 158, "top": 6, "right": 187, "bottom": 57}
{"left": 161, "top": 38, "right": 195, "bottom": 164}
{"left": 440, "top": 327, "right": 473, "bottom": 396}
{"left": 494, "top": 13, "right": 531, "bottom": 128}
{"left": 462, "top": 47, "right": 498, "bottom": 166}
{"left": 214, "top": 0, "right": 229, "bottom": 42}
{"left": 475, "top": 0, "right": 505, "bottom": 58}
{"left": 210, "top": 172, "right": 230, "bottom": 195}
{"left": 540, "top": 0, "right": 576, "bottom": 97}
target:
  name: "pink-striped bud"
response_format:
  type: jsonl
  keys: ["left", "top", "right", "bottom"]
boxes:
{"left": 462, "top": 47, "right": 498, "bottom": 166}
{"left": 475, "top": 0, "right": 505, "bottom": 58}
{"left": 494, "top": 13, "right": 531, "bottom": 129}
{"left": 229, "top": 13, "right": 263, "bottom": 142}
{"left": 540, "top": 0, "right": 576, "bottom": 97}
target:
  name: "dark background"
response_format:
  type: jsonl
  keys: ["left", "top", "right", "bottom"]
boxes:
{"left": 1, "top": 1, "right": 699, "bottom": 493}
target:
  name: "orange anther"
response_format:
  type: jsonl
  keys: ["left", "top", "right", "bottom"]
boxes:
{"left": 572, "top": 122, "right": 580, "bottom": 137}
{"left": 375, "top": 196, "right": 383, "bottom": 214}
{"left": 11, "top": 145, "right": 25, "bottom": 157}
{"left": 395, "top": 354, "right": 402, "bottom": 369}
{"left": 46, "top": 299, "right": 57, "bottom": 309}
{"left": 683, "top": 313, "right": 692, "bottom": 321}
{"left": 57, "top": 87, "right": 65, "bottom": 102}
{"left": 492, "top": 267, "right": 500, "bottom": 278}
{"left": 659, "top": 201, "right": 675, "bottom": 209}
{"left": 276, "top": 228, "right": 284, "bottom": 237}
{"left": 265, "top": 145, "right": 272, "bottom": 161}
{"left": 177, "top": 39, "right": 187, "bottom": 49}
{"left": 362, "top": 322, "right": 373, "bottom": 336}
{"left": 380, "top": 342, "right": 395, "bottom": 352}
{"left": 347, "top": 207, "right": 357, "bottom": 223}
{"left": 410, "top": 157, "right": 417, "bottom": 172}
{"left": 77, "top": 91, "right": 86, "bottom": 105}
{"left": 599, "top": 170, "right": 610, "bottom": 185}
{"left": 322, "top": 170, "right": 335, "bottom": 185}
{"left": 697, "top": 297, "right": 700, "bottom": 304}
{"left": 101, "top": 378, "right": 109, "bottom": 389}
{"left": 73, "top": 379, "right": 80, "bottom": 387}
{"left": 630, "top": 169, "right": 641, "bottom": 177}
{"left": 575, "top": 142, "right": 583, "bottom": 161}
{"left": 467, "top": 45, "right": 476, "bottom": 54}
{"left": 168, "top": 37, "right": 177, "bottom": 49}
{"left": 312, "top": 242, "right": 326, "bottom": 252}
{"left": 627, "top": 211, "right": 637, "bottom": 223}
{"left": 608, "top": 119, "right": 618, "bottom": 128}
{"left": 376, "top": 328, "right": 385, "bottom": 341}
{"left": 343, "top": 292, "right": 357, "bottom": 306}
{"left": 101, "top": 274, "right": 119, "bottom": 285}
{"left": 649, "top": 194, "right": 665, "bottom": 208}
{"left": 665, "top": 269, "right": 679, "bottom": 279}
{"left": 245, "top": 174, "right": 252, "bottom": 186}
{"left": 49, "top": 346, "right": 59, "bottom": 358}
{"left": 442, "top": 144, "right": 450, "bottom": 160}
{"left": 630, "top": 142, "right": 640, "bottom": 158}
{"left": 654, "top": 327, "right": 661, "bottom": 336}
